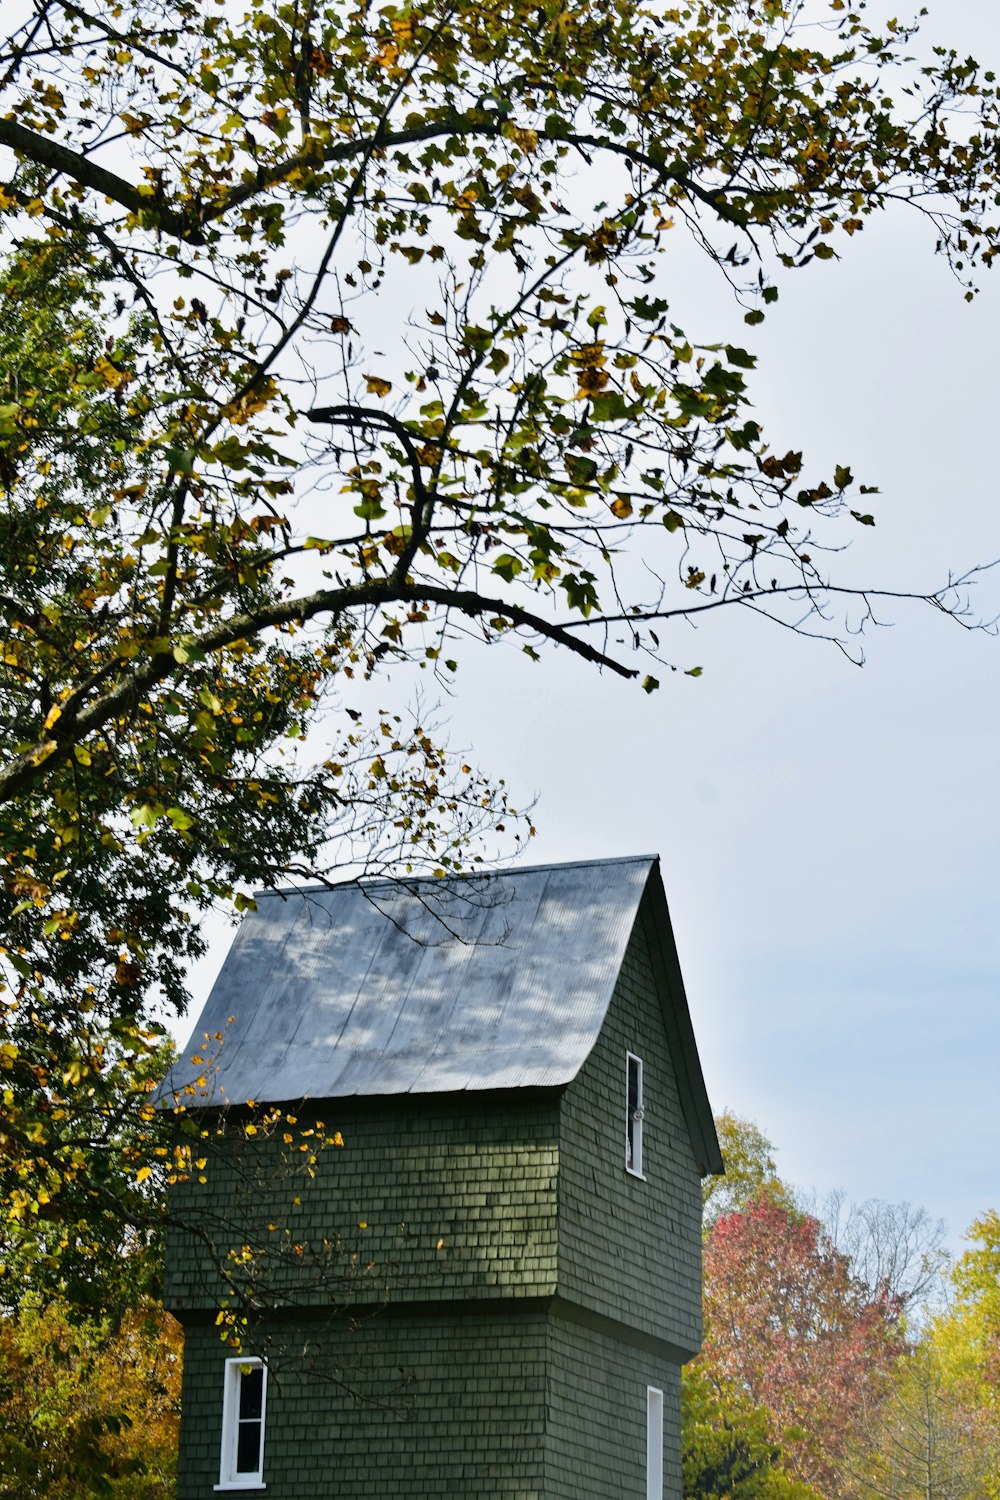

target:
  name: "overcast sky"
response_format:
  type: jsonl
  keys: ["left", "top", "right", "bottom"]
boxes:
{"left": 183, "top": 0, "right": 1000, "bottom": 1256}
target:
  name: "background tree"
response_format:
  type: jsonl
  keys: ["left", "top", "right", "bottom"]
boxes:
{"left": 839, "top": 1339, "right": 1000, "bottom": 1500}
{"left": 691, "top": 1119, "right": 1000, "bottom": 1500}
{"left": 697, "top": 1199, "right": 904, "bottom": 1494}
{"left": 931, "top": 1211, "right": 1000, "bottom": 1445}
{"left": 2, "top": 0, "right": 1000, "bottom": 1286}
{"left": 705, "top": 1112, "right": 949, "bottom": 1308}
{"left": 682, "top": 1361, "right": 821, "bottom": 1500}
{"left": 703, "top": 1110, "right": 795, "bottom": 1230}
{"left": 0, "top": 1295, "right": 181, "bottom": 1499}
{"left": 817, "top": 1191, "right": 949, "bottom": 1316}
{"left": 950, "top": 1210, "right": 1000, "bottom": 1360}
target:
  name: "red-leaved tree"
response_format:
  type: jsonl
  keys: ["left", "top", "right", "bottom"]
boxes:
{"left": 698, "top": 1201, "right": 904, "bottom": 1495}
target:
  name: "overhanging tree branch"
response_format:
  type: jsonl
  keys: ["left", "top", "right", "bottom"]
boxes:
{"left": 0, "top": 577, "right": 635, "bottom": 809}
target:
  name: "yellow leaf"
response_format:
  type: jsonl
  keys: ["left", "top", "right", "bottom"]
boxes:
{"left": 135, "top": 1165, "right": 153, "bottom": 1184}
{"left": 505, "top": 124, "right": 539, "bottom": 154}
{"left": 93, "top": 355, "right": 130, "bottom": 389}
{"left": 365, "top": 375, "right": 392, "bottom": 397}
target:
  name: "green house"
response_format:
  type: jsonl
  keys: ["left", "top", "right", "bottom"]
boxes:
{"left": 163, "top": 854, "right": 722, "bottom": 1499}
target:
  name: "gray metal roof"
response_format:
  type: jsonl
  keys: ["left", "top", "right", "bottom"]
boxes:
{"left": 164, "top": 854, "right": 722, "bottom": 1174}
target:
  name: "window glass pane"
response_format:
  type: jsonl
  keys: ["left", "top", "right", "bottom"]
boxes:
{"left": 628, "top": 1056, "right": 640, "bottom": 1114}
{"left": 236, "top": 1420, "right": 262, "bottom": 1475}
{"left": 239, "top": 1366, "right": 263, "bottom": 1421}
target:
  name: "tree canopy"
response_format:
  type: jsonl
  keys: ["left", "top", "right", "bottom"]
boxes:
{"left": 838, "top": 1340, "right": 1000, "bottom": 1500}
{"left": 682, "top": 1360, "right": 822, "bottom": 1500}
{"left": 0, "top": 1295, "right": 181, "bottom": 1499}
{"left": 699, "top": 1199, "right": 904, "bottom": 1493}
{"left": 2, "top": 0, "right": 1000, "bottom": 1301}
{"left": 703, "top": 1110, "right": 793, "bottom": 1228}
{"left": 691, "top": 1115, "right": 1000, "bottom": 1500}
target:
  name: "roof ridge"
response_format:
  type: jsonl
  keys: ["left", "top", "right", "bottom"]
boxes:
{"left": 254, "top": 852, "right": 658, "bottom": 899}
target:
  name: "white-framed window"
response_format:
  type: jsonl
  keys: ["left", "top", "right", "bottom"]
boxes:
{"left": 646, "top": 1385, "right": 663, "bottom": 1500}
{"left": 215, "top": 1356, "right": 267, "bottom": 1491}
{"left": 626, "top": 1052, "right": 645, "bottom": 1177}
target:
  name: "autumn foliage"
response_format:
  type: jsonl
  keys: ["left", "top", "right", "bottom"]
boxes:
{"left": 0, "top": 1298, "right": 181, "bottom": 1499}
{"left": 698, "top": 1201, "right": 904, "bottom": 1494}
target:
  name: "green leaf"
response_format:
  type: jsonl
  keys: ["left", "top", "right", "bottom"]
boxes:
{"left": 353, "top": 495, "right": 386, "bottom": 521}
{"left": 562, "top": 571, "right": 598, "bottom": 615}
{"left": 165, "top": 447, "right": 197, "bottom": 474}
{"left": 724, "top": 345, "right": 756, "bottom": 369}
{"left": 629, "top": 294, "right": 670, "bottom": 322}
{"left": 590, "top": 391, "right": 635, "bottom": 423}
{"left": 491, "top": 553, "right": 524, "bottom": 582}
{"left": 566, "top": 454, "right": 599, "bottom": 485}
{"left": 129, "top": 804, "right": 163, "bottom": 831}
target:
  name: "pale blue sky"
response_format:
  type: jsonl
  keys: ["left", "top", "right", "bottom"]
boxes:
{"left": 184, "top": 0, "right": 1000, "bottom": 1255}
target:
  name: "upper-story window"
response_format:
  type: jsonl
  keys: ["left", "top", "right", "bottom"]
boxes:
{"left": 216, "top": 1357, "right": 267, "bottom": 1491}
{"left": 626, "top": 1052, "right": 644, "bottom": 1177}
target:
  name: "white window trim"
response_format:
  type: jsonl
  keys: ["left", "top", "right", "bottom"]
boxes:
{"left": 626, "top": 1051, "right": 645, "bottom": 1178}
{"left": 215, "top": 1356, "right": 267, "bottom": 1492}
{"left": 647, "top": 1385, "right": 664, "bottom": 1500}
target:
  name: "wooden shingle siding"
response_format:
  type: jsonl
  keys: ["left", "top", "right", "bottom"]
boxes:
{"left": 544, "top": 1318, "right": 683, "bottom": 1500}
{"left": 176, "top": 1305, "right": 684, "bottom": 1500}
{"left": 165, "top": 1092, "right": 561, "bottom": 1312}
{"left": 177, "top": 1306, "right": 550, "bottom": 1499}
{"left": 557, "top": 900, "right": 703, "bottom": 1357}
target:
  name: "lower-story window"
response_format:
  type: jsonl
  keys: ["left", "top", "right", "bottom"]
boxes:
{"left": 216, "top": 1357, "right": 267, "bottom": 1491}
{"left": 646, "top": 1385, "right": 663, "bottom": 1500}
